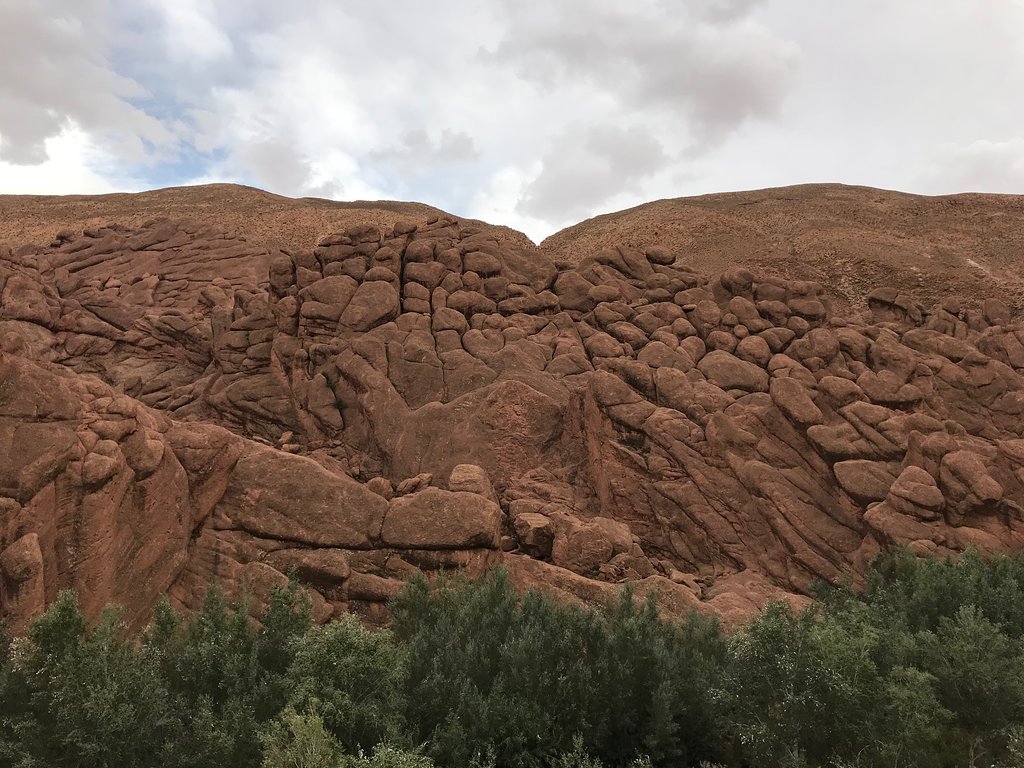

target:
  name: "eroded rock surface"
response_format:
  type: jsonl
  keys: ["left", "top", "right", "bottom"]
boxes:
{"left": 3, "top": 207, "right": 1024, "bottom": 630}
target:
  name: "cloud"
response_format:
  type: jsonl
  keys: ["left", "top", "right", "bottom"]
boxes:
{"left": 174, "top": 40, "right": 386, "bottom": 201}
{"left": 232, "top": 139, "right": 313, "bottom": 194}
{"left": 517, "top": 124, "right": 669, "bottom": 223}
{"left": 0, "top": 125, "right": 125, "bottom": 194}
{"left": 150, "top": 0, "right": 233, "bottom": 63}
{"left": 690, "top": 0, "right": 764, "bottom": 23}
{"left": 0, "top": 0, "right": 173, "bottom": 164}
{"left": 2, "top": 0, "right": 1024, "bottom": 245}
{"left": 920, "top": 138, "right": 1024, "bottom": 194}
{"left": 487, "top": 0, "right": 798, "bottom": 224}
{"left": 0, "top": 0, "right": 800, "bottom": 236}
{"left": 156, "top": 3, "right": 510, "bottom": 209}
{"left": 370, "top": 129, "right": 480, "bottom": 178}
{"left": 488, "top": 0, "right": 799, "bottom": 144}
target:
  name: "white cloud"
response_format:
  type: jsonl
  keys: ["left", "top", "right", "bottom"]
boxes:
{"left": 920, "top": 138, "right": 1024, "bottom": 194}
{"left": 517, "top": 124, "right": 669, "bottom": 223}
{"left": 150, "top": 0, "right": 234, "bottom": 62}
{"left": 370, "top": 129, "right": 480, "bottom": 178}
{"left": 488, "top": 0, "right": 798, "bottom": 142}
{"left": 1, "top": 0, "right": 1023, "bottom": 242}
{"left": 0, "top": 125, "right": 126, "bottom": 194}
{"left": 0, "top": 0, "right": 173, "bottom": 164}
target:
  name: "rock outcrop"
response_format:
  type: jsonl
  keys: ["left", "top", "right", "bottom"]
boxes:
{"left": 3, "top": 188, "right": 1024, "bottom": 631}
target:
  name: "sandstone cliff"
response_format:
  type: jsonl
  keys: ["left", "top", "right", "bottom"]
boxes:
{"left": 2, "top": 184, "right": 1024, "bottom": 632}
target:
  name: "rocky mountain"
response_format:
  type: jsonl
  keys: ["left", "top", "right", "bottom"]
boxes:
{"left": 544, "top": 184, "right": 1024, "bottom": 312}
{"left": 2, "top": 183, "right": 1024, "bottom": 634}
{"left": 0, "top": 183, "right": 532, "bottom": 259}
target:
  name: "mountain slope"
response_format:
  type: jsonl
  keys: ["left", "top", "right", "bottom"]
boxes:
{"left": 0, "top": 183, "right": 533, "bottom": 257}
{"left": 1, "top": 183, "right": 1024, "bottom": 633}
{"left": 542, "top": 184, "right": 1024, "bottom": 310}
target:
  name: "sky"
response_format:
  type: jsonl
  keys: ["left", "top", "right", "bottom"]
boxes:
{"left": 1, "top": 0, "right": 1023, "bottom": 243}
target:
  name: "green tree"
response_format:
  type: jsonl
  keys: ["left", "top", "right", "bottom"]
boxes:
{"left": 286, "top": 614, "right": 406, "bottom": 753}
{"left": 725, "top": 602, "right": 888, "bottom": 767}
{"left": 865, "top": 549, "right": 1024, "bottom": 638}
{"left": 0, "top": 592, "right": 170, "bottom": 768}
{"left": 391, "top": 568, "right": 726, "bottom": 768}
{"left": 260, "top": 705, "right": 344, "bottom": 768}
{"left": 343, "top": 744, "right": 435, "bottom": 768}
{"left": 873, "top": 666, "right": 950, "bottom": 767}
{"left": 916, "top": 605, "right": 1024, "bottom": 766}
{"left": 145, "top": 582, "right": 311, "bottom": 768}
{"left": 548, "top": 735, "right": 603, "bottom": 768}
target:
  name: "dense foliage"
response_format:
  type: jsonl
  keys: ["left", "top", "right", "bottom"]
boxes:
{"left": 4, "top": 551, "right": 1024, "bottom": 767}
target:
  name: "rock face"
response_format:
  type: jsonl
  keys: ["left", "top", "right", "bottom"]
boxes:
{"left": 3, "top": 187, "right": 1024, "bottom": 631}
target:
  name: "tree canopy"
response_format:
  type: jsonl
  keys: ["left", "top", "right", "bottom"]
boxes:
{"left": 3, "top": 551, "right": 1024, "bottom": 767}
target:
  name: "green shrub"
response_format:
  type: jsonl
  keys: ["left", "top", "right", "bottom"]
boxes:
{"left": 0, "top": 593, "right": 170, "bottom": 768}
{"left": 548, "top": 735, "right": 603, "bottom": 768}
{"left": 261, "top": 706, "right": 344, "bottom": 768}
{"left": 149, "top": 582, "right": 312, "bottom": 768}
{"left": 864, "top": 549, "right": 1024, "bottom": 637}
{"left": 343, "top": 744, "right": 434, "bottom": 768}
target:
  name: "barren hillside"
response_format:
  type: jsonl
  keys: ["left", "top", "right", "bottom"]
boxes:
{"left": 542, "top": 184, "right": 1024, "bottom": 311}
{"left": 0, "top": 183, "right": 533, "bottom": 257}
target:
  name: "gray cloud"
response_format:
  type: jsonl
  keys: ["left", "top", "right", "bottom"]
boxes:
{"left": 370, "top": 129, "right": 480, "bottom": 175}
{"left": 0, "top": 0, "right": 172, "bottom": 164}
{"left": 921, "top": 139, "right": 1024, "bottom": 194}
{"left": 517, "top": 124, "right": 668, "bottom": 222}
{"left": 232, "top": 139, "right": 314, "bottom": 195}
{"left": 0, "top": 0, "right": 802, "bottom": 236}
{"left": 2, "top": 0, "right": 1024, "bottom": 243}
{"left": 488, "top": 0, "right": 798, "bottom": 143}
{"left": 689, "top": 0, "right": 764, "bottom": 24}
{"left": 488, "top": 0, "right": 798, "bottom": 223}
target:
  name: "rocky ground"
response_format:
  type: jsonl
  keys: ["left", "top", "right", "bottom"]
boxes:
{"left": 2, "top": 183, "right": 1024, "bottom": 633}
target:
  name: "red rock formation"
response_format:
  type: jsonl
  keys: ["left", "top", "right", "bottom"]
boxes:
{"left": 3, "top": 188, "right": 1024, "bottom": 632}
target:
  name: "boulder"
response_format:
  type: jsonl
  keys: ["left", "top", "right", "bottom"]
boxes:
{"left": 448, "top": 464, "right": 498, "bottom": 503}
{"left": 339, "top": 281, "right": 400, "bottom": 332}
{"left": 514, "top": 513, "right": 555, "bottom": 559}
{"left": 381, "top": 488, "right": 502, "bottom": 549}
{"left": 697, "top": 350, "right": 769, "bottom": 392}
{"left": 833, "top": 460, "right": 897, "bottom": 503}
